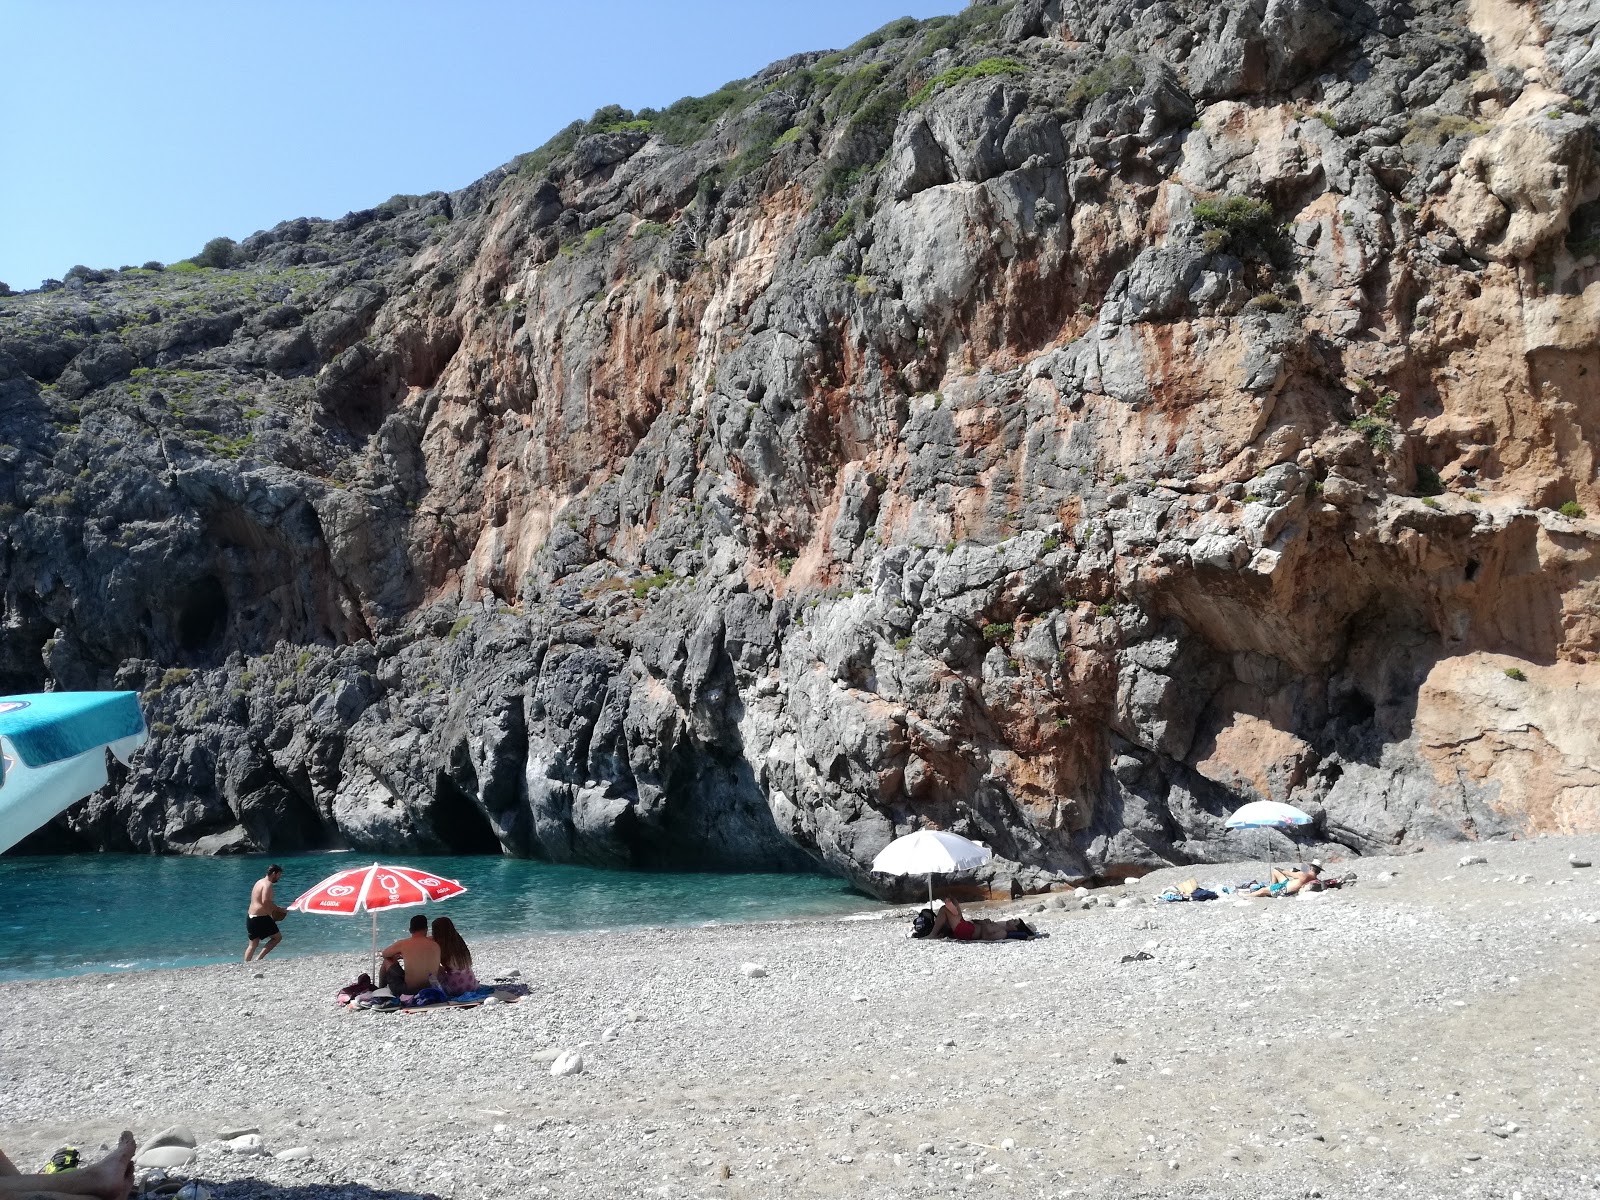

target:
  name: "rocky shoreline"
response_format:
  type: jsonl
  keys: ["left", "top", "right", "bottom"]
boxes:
{"left": 3, "top": 834, "right": 1598, "bottom": 1199}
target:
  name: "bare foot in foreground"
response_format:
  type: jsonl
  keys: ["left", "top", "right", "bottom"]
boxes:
{"left": 3, "top": 1132, "right": 140, "bottom": 1200}
{"left": 81, "top": 1133, "right": 136, "bottom": 1200}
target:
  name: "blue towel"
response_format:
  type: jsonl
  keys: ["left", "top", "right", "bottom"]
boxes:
{"left": 0, "top": 692, "right": 145, "bottom": 768}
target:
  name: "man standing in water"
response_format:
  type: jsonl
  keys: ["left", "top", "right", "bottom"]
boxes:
{"left": 245, "top": 864, "right": 286, "bottom": 962}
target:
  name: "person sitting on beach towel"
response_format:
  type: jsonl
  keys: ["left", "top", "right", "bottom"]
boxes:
{"left": 0, "top": 1132, "right": 135, "bottom": 1200}
{"left": 380, "top": 914, "right": 441, "bottom": 995}
{"left": 911, "top": 898, "right": 1038, "bottom": 941}
{"left": 1245, "top": 863, "right": 1323, "bottom": 897}
{"left": 430, "top": 916, "right": 478, "bottom": 996}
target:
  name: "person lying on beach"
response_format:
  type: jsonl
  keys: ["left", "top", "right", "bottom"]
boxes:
{"left": 0, "top": 1132, "right": 135, "bottom": 1200}
{"left": 911, "top": 898, "right": 1038, "bottom": 941}
{"left": 430, "top": 916, "right": 478, "bottom": 996}
{"left": 380, "top": 914, "right": 441, "bottom": 995}
{"left": 1245, "top": 863, "right": 1323, "bottom": 897}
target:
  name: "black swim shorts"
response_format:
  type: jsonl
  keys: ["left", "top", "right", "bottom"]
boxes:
{"left": 246, "top": 914, "right": 280, "bottom": 940}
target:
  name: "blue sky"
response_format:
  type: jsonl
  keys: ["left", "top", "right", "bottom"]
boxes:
{"left": 0, "top": 0, "right": 963, "bottom": 290}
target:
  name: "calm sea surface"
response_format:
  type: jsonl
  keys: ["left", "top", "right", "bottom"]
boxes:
{"left": 0, "top": 853, "right": 881, "bottom": 981}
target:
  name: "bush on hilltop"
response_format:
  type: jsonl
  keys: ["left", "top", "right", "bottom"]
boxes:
{"left": 194, "top": 237, "right": 238, "bottom": 269}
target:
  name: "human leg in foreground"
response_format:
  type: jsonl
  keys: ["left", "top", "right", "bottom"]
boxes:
{"left": 0, "top": 1133, "right": 135, "bottom": 1200}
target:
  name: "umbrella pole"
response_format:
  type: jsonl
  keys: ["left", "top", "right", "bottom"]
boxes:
{"left": 370, "top": 911, "right": 377, "bottom": 980}
{"left": 927, "top": 874, "right": 934, "bottom": 909}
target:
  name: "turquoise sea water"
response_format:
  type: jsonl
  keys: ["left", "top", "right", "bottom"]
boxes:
{"left": 0, "top": 853, "right": 880, "bottom": 982}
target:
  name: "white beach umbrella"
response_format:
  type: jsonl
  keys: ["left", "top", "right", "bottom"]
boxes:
{"left": 1224, "top": 800, "right": 1314, "bottom": 879}
{"left": 871, "top": 829, "right": 993, "bottom": 906}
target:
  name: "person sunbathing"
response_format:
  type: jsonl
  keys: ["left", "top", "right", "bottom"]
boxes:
{"left": 380, "top": 913, "right": 441, "bottom": 995}
{"left": 430, "top": 916, "right": 478, "bottom": 996}
{"left": 911, "top": 898, "right": 1037, "bottom": 941}
{"left": 0, "top": 1132, "right": 135, "bottom": 1200}
{"left": 1246, "top": 863, "right": 1323, "bottom": 896}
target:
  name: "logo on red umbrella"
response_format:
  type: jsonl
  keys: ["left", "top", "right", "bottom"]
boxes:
{"left": 290, "top": 863, "right": 468, "bottom": 915}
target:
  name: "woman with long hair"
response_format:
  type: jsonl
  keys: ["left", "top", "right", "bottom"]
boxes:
{"left": 430, "top": 915, "right": 478, "bottom": 996}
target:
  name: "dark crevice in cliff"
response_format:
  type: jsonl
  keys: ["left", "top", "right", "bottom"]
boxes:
{"left": 428, "top": 769, "right": 503, "bottom": 854}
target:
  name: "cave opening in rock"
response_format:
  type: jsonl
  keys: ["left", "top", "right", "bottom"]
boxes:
{"left": 1465, "top": 558, "right": 1481, "bottom": 582}
{"left": 1333, "top": 690, "right": 1376, "bottom": 729}
{"left": 429, "top": 771, "right": 503, "bottom": 854}
{"left": 175, "top": 576, "right": 228, "bottom": 653}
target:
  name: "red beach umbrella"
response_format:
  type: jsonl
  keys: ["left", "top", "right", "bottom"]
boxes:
{"left": 291, "top": 863, "right": 467, "bottom": 974}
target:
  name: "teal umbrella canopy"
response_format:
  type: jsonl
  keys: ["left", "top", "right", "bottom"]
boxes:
{"left": 0, "top": 692, "right": 147, "bottom": 853}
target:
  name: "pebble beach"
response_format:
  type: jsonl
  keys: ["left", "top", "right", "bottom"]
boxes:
{"left": 4, "top": 836, "right": 1599, "bottom": 1199}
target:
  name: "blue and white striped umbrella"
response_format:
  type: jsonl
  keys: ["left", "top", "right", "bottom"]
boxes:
{"left": 0, "top": 692, "right": 147, "bottom": 853}
{"left": 1223, "top": 801, "right": 1313, "bottom": 830}
{"left": 1224, "top": 800, "right": 1314, "bottom": 879}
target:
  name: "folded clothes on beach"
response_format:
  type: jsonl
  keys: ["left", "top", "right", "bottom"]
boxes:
{"left": 1158, "top": 886, "right": 1221, "bottom": 902}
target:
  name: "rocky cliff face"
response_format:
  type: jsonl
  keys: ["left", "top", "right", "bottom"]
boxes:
{"left": 4, "top": 0, "right": 1599, "bottom": 892}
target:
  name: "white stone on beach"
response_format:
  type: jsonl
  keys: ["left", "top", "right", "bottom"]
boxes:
{"left": 1001, "top": 1138, "right": 1016, "bottom": 1151}
{"left": 223, "top": 1134, "right": 265, "bottom": 1155}
{"left": 740, "top": 962, "right": 767, "bottom": 978}
{"left": 174, "top": 1184, "right": 211, "bottom": 1200}
{"left": 1572, "top": 856, "right": 1593, "bottom": 868}
{"left": 533, "top": 1048, "right": 562, "bottom": 1063}
{"left": 146, "top": 1125, "right": 198, "bottom": 1151}
{"left": 214, "top": 1126, "right": 259, "bottom": 1141}
{"left": 1074, "top": 887, "right": 1089, "bottom": 898}
{"left": 275, "top": 1147, "right": 312, "bottom": 1161}
{"left": 134, "top": 1146, "right": 195, "bottom": 1170}
{"left": 551, "top": 1051, "right": 584, "bottom": 1076}
{"left": 1459, "top": 854, "right": 1488, "bottom": 866}
{"left": 602, "top": 1026, "right": 618, "bottom": 1041}
{"left": 1115, "top": 897, "right": 1141, "bottom": 909}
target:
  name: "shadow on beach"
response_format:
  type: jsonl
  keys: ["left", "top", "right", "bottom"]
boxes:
{"left": 209, "top": 1183, "right": 443, "bottom": 1200}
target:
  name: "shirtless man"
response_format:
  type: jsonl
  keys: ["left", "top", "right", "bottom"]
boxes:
{"left": 244, "top": 864, "right": 286, "bottom": 962}
{"left": 1246, "top": 862, "right": 1323, "bottom": 896}
{"left": 380, "top": 914, "right": 441, "bottom": 994}
{"left": 0, "top": 1132, "right": 136, "bottom": 1200}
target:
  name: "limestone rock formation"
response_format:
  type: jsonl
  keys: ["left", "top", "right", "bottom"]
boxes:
{"left": 3, "top": 0, "right": 1600, "bottom": 893}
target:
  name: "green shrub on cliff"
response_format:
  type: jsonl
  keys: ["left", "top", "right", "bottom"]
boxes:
{"left": 1559, "top": 500, "right": 1587, "bottom": 519}
{"left": 907, "top": 57, "right": 1026, "bottom": 108}
{"left": 1350, "top": 391, "right": 1398, "bottom": 452}
{"left": 194, "top": 237, "right": 238, "bottom": 269}
{"left": 1062, "top": 54, "right": 1140, "bottom": 115}
{"left": 632, "top": 570, "right": 676, "bottom": 598}
{"left": 1193, "top": 195, "right": 1275, "bottom": 237}
{"left": 919, "top": 3, "right": 1012, "bottom": 53}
